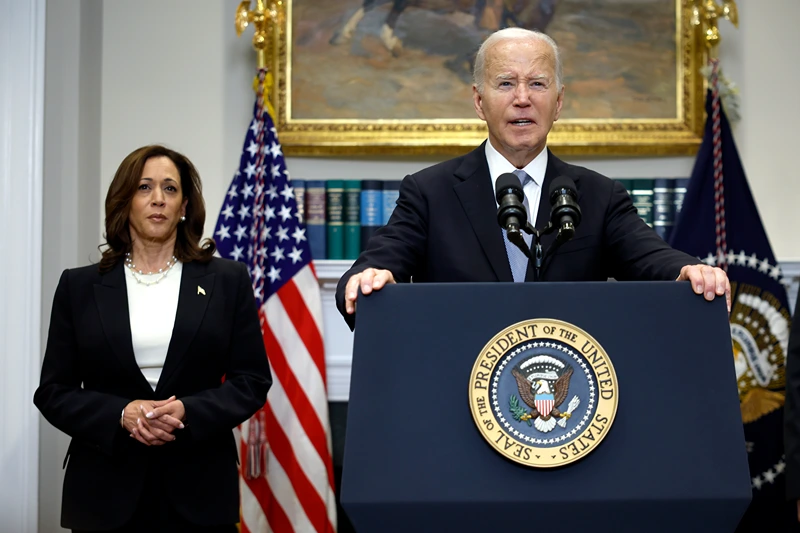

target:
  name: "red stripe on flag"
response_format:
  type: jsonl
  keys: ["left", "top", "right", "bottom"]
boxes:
{"left": 278, "top": 280, "right": 327, "bottom": 386}
{"left": 262, "top": 321, "right": 336, "bottom": 492}
{"left": 239, "top": 436, "right": 295, "bottom": 533}
{"left": 264, "top": 403, "right": 335, "bottom": 533}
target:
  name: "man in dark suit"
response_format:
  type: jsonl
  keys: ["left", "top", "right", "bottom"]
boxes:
{"left": 335, "top": 27, "right": 730, "bottom": 329}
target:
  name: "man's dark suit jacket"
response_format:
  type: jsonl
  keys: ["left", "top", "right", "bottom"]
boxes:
{"left": 336, "top": 144, "right": 697, "bottom": 330}
{"left": 34, "top": 257, "right": 272, "bottom": 530}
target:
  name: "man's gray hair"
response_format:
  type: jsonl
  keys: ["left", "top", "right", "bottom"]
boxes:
{"left": 473, "top": 28, "right": 563, "bottom": 95}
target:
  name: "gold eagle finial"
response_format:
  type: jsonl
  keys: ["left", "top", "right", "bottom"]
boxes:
{"left": 691, "top": 0, "right": 739, "bottom": 57}
{"left": 234, "top": 0, "right": 284, "bottom": 70}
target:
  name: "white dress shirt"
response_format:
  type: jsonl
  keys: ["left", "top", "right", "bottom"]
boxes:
{"left": 485, "top": 140, "right": 548, "bottom": 229}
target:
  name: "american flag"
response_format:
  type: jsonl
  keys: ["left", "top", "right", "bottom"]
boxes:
{"left": 213, "top": 69, "right": 337, "bottom": 533}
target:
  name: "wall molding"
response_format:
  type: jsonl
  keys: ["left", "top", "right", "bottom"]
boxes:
{"left": 315, "top": 260, "right": 800, "bottom": 402}
{"left": 0, "top": 0, "right": 45, "bottom": 529}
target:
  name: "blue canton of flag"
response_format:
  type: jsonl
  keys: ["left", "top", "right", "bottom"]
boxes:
{"left": 670, "top": 85, "right": 795, "bottom": 532}
{"left": 213, "top": 102, "right": 309, "bottom": 306}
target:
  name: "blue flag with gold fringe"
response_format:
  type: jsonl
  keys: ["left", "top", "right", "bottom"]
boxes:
{"left": 670, "top": 87, "right": 795, "bottom": 531}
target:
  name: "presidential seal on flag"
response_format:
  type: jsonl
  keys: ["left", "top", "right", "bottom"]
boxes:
{"left": 468, "top": 319, "right": 618, "bottom": 468}
{"left": 708, "top": 259, "right": 791, "bottom": 425}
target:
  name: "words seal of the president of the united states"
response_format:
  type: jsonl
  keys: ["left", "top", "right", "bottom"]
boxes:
{"left": 469, "top": 319, "right": 619, "bottom": 468}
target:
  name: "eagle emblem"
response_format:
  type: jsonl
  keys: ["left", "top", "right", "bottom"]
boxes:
{"left": 510, "top": 355, "right": 581, "bottom": 433}
{"left": 470, "top": 319, "right": 618, "bottom": 468}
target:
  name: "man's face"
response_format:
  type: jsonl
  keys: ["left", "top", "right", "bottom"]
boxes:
{"left": 473, "top": 38, "right": 564, "bottom": 168}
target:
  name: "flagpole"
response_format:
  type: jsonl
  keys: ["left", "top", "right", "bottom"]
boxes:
{"left": 235, "top": 0, "right": 285, "bottom": 112}
{"left": 690, "top": 1, "right": 738, "bottom": 268}
{"left": 228, "top": 4, "right": 339, "bottom": 532}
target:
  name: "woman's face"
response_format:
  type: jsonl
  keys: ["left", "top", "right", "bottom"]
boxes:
{"left": 128, "top": 156, "right": 188, "bottom": 245}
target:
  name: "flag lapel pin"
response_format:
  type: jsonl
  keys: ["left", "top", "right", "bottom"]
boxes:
{"left": 197, "top": 286, "right": 206, "bottom": 296}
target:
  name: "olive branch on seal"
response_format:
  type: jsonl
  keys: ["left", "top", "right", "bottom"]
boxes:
{"left": 509, "top": 395, "right": 532, "bottom": 427}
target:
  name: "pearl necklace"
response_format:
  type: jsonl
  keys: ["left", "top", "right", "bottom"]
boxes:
{"left": 124, "top": 253, "right": 178, "bottom": 286}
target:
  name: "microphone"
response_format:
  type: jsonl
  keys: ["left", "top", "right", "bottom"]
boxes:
{"left": 548, "top": 176, "right": 581, "bottom": 243}
{"left": 495, "top": 173, "right": 528, "bottom": 237}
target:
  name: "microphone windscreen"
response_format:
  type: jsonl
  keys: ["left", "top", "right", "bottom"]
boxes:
{"left": 495, "top": 173, "right": 524, "bottom": 203}
{"left": 549, "top": 176, "right": 577, "bottom": 202}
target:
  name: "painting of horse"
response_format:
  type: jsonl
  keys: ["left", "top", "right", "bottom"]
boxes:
{"left": 288, "top": 0, "right": 678, "bottom": 123}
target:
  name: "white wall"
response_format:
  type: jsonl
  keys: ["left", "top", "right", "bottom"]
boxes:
{"left": 1, "top": 0, "right": 44, "bottom": 531}
{"left": 99, "top": 1, "right": 229, "bottom": 245}
{"left": 39, "top": 1, "right": 104, "bottom": 530}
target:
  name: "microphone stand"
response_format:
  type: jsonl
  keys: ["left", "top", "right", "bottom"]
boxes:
{"left": 508, "top": 221, "right": 558, "bottom": 282}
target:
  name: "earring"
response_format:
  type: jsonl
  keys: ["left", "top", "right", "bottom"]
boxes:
{"left": 180, "top": 216, "right": 186, "bottom": 222}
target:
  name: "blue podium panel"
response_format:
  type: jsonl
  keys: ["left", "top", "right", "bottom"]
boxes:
{"left": 341, "top": 282, "right": 751, "bottom": 533}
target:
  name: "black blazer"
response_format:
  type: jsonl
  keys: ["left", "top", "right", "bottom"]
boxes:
{"left": 34, "top": 257, "right": 272, "bottom": 530}
{"left": 336, "top": 144, "right": 697, "bottom": 330}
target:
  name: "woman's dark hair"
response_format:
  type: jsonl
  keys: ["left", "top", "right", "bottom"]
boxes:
{"left": 99, "top": 144, "right": 216, "bottom": 273}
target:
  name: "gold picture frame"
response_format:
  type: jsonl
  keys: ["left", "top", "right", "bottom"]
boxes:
{"left": 270, "top": 0, "right": 706, "bottom": 157}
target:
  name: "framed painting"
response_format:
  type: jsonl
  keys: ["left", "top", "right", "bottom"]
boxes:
{"left": 270, "top": 0, "right": 706, "bottom": 156}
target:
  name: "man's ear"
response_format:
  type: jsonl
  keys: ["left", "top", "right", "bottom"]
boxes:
{"left": 473, "top": 85, "right": 486, "bottom": 121}
{"left": 553, "top": 85, "right": 565, "bottom": 122}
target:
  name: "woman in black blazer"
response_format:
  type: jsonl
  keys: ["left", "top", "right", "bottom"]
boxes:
{"left": 34, "top": 145, "right": 272, "bottom": 532}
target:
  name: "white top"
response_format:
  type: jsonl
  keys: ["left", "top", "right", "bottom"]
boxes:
{"left": 124, "top": 261, "right": 183, "bottom": 390}
{"left": 485, "top": 140, "right": 548, "bottom": 228}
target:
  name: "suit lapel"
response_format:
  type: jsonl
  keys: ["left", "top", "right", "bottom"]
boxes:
{"left": 156, "top": 261, "right": 215, "bottom": 393}
{"left": 94, "top": 262, "right": 153, "bottom": 392}
{"left": 453, "top": 144, "right": 513, "bottom": 282}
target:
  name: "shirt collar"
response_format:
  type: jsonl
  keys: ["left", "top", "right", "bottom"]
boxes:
{"left": 485, "top": 140, "right": 548, "bottom": 193}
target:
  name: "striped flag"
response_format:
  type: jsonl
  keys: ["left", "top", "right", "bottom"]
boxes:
{"left": 214, "top": 69, "right": 337, "bottom": 533}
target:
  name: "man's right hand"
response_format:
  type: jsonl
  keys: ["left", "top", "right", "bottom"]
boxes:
{"left": 344, "top": 268, "right": 396, "bottom": 314}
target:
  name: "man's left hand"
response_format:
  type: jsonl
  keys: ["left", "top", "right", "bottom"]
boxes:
{"left": 677, "top": 264, "right": 731, "bottom": 312}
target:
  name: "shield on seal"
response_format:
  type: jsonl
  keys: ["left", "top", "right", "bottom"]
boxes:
{"left": 535, "top": 393, "right": 555, "bottom": 417}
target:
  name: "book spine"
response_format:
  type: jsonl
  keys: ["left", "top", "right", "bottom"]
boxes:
{"left": 326, "top": 180, "right": 345, "bottom": 260}
{"left": 360, "top": 180, "right": 382, "bottom": 252}
{"left": 382, "top": 180, "right": 401, "bottom": 225}
{"left": 305, "top": 180, "right": 326, "bottom": 261}
{"left": 630, "top": 179, "right": 655, "bottom": 227}
{"left": 673, "top": 178, "right": 689, "bottom": 217}
{"left": 343, "top": 180, "right": 361, "bottom": 260}
{"left": 653, "top": 178, "right": 675, "bottom": 242}
{"left": 293, "top": 178, "right": 305, "bottom": 224}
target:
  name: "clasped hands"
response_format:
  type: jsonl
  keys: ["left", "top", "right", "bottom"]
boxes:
{"left": 122, "top": 395, "right": 186, "bottom": 446}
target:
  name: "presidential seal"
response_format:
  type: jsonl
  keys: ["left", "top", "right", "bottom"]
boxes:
{"left": 699, "top": 250, "right": 792, "bottom": 490}
{"left": 468, "top": 319, "right": 618, "bottom": 468}
{"left": 701, "top": 253, "right": 791, "bottom": 424}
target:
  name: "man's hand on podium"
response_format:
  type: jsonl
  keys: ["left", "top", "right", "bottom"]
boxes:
{"left": 676, "top": 264, "right": 731, "bottom": 313}
{"left": 344, "top": 268, "right": 396, "bottom": 314}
